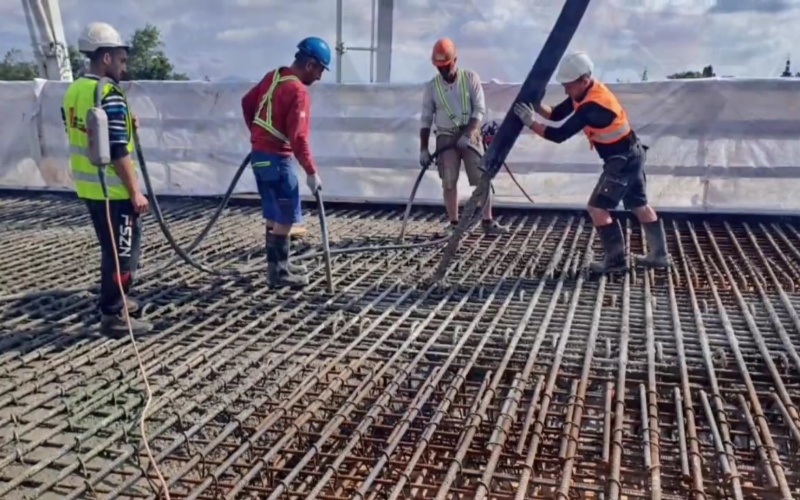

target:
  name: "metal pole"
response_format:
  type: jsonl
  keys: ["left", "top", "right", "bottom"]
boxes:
{"left": 335, "top": 0, "right": 343, "bottom": 83}
{"left": 369, "top": 0, "right": 375, "bottom": 83}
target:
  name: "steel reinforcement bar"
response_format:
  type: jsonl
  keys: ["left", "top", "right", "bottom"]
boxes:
{"left": 0, "top": 192, "right": 800, "bottom": 499}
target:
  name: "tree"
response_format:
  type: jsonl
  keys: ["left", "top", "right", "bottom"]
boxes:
{"left": 0, "top": 49, "right": 38, "bottom": 80}
{"left": 125, "top": 24, "right": 189, "bottom": 80}
{"left": 666, "top": 65, "right": 715, "bottom": 80}
{"left": 68, "top": 45, "right": 85, "bottom": 78}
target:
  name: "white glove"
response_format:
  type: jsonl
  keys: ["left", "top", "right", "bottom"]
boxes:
{"left": 513, "top": 102, "right": 536, "bottom": 128}
{"left": 419, "top": 149, "right": 432, "bottom": 168}
{"left": 306, "top": 173, "right": 322, "bottom": 194}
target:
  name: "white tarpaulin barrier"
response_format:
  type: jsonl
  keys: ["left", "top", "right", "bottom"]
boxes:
{"left": 1, "top": 77, "right": 800, "bottom": 214}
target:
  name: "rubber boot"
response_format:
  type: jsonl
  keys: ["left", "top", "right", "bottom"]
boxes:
{"left": 266, "top": 231, "right": 307, "bottom": 274}
{"left": 481, "top": 219, "right": 509, "bottom": 235}
{"left": 634, "top": 220, "right": 670, "bottom": 268}
{"left": 588, "top": 220, "right": 628, "bottom": 275}
{"left": 268, "top": 234, "right": 308, "bottom": 289}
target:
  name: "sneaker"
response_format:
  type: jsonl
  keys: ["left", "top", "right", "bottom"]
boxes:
{"left": 100, "top": 313, "right": 153, "bottom": 338}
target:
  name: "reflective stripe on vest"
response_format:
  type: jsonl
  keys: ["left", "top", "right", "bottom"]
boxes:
{"left": 572, "top": 80, "right": 632, "bottom": 150}
{"left": 434, "top": 69, "right": 470, "bottom": 128}
{"left": 252, "top": 70, "right": 300, "bottom": 145}
{"left": 62, "top": 77, "right": 134, "bottom": 200}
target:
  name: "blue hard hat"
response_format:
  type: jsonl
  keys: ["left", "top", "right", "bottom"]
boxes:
{"left": 297, "top": 37, "right": 331, "bottom": 70}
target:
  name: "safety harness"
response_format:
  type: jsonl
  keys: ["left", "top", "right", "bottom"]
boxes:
{"left": 434, "top": 69, "right": 470, "bottom": 128}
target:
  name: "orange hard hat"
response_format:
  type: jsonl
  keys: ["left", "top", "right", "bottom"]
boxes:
{"left": 431, "top": 38, "right": 456, "bottom": 67}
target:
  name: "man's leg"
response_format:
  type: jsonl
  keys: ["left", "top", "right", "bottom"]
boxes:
{"left": 266, "top": 166, "right": 308, "bottom": 289}
{"left": 86, "top": 200, "right": 152, "bottom": 337}
{"left": 624, "top": 170, "right": 670, "bottom": 268}
{"left": 436, "top": 134, "right": 460, "bottom": 228}
{"left": 586, "top": 171, "right": 629, "bottom": 275}
{"left": 462, "top": 141, "right": 508, "bottom": 235}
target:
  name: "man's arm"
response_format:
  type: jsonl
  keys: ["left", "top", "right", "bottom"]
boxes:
{"left": 241, "top": 79, "right": 262, "bottom": 127}
{"left": 419, "top": 80, "right": 435, "bottom": 151}
{"left": 284, "top": 85, "right": 317, "bottom": 175}
{"left": 102, "top": 89, "right": 140, "bottom": 196}
{"left": 465, "top": 70, "right": 484, "bottom": 137}
{"left": 536, "top": 97, "right": 574, "bottom": 122}
{"left": 534, "top": 102, "right": 616, "bottom": 144}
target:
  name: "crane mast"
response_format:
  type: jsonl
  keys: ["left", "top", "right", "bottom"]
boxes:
{"left": 21, "top": 0, "right": 73, "bottom": 81}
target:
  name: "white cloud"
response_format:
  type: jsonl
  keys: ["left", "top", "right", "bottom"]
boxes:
{"left": 1, "top": 0, "right": 799, "bottom": 83}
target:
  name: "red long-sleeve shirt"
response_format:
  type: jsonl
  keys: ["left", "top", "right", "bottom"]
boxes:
{"left": 241, "top": 68, "right": 316, "bottom": 175}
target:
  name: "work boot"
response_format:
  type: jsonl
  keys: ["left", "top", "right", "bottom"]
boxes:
{"left": 100, "top": 312, "right": 152, "bottom": 339}
{"left": 266, "top": 232, "right": 307, "bottom": 274}
{"left": 633, "top": 220, "right": 670, "bottom": 269}
{"left": 481, "top": 219, "right": 509, "bottom": 235}
{"left": 588, "top": 220, "right": 628, "bottom": 275}
{"left": 267, "top": 234, "right": 309, "bottom": 289}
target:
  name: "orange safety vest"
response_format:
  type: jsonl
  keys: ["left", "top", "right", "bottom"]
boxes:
{"left": 572, "top": 80, "right": 631, "bottom": 150}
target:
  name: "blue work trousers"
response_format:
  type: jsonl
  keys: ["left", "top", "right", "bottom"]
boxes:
{"left": 251, "top": 151, "right": 303, "bottom": 225}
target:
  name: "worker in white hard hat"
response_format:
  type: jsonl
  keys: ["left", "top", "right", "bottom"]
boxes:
{"left": 513, "top": 51, "right": 669, "bottom": 275}
{"left": 60, "top": 22, "right": 152, "bottom": 337}
{"left": 419, "top": 38, "right": 507, "bottom": 235}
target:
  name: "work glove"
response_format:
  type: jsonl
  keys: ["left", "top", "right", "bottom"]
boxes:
{"left": 419, "top": 149, "right": 432, "bottom": 168}
{"left": 513, "top": 102, "right": 536, "bottom": 129}
{"left": 306, "top": 173, "right": 322, "bottom": 194}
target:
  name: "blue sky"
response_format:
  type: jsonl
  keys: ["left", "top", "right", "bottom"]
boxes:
{"left": 1, "top": 0, "right": 798, "bottom": 83}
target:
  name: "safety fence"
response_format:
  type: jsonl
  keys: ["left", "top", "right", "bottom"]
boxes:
{"left": 1, "top": 77, "right": 800, "bottom": 214}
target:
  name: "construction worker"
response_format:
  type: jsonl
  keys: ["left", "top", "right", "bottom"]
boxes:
{"left": 241, "top": 37, "right": 328, "bottom": 288}
{"left": 419, "top": 38, "right": 507, "bottom": 235}
{"left": 61, "top": 22, "right": 152, "bottom": 337}
{"left": 513, "top": 51, "right": 669, "bottom": 274}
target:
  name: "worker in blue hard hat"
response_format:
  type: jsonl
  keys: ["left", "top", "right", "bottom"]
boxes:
{"left": 241, "top": 36, "right": 330, "bottom": 288}
{"left": 513, "top": 51, "right": 669, "bottom": 275}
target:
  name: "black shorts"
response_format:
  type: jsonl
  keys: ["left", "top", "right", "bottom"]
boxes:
{"left": 588, "top": 143, "right": 648, "bottom": 211}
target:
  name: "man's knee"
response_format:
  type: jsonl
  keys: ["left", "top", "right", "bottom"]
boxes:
{"left": 438, "top": 161, "right": 460, "bottom": 191}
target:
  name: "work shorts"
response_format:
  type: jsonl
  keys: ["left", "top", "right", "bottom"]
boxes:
{"left": 588, "top": 142, "right": 649, "bottom": 211}
{"left": 251, "top": 151, "right": 303, "bottom": 225}
{"left": 435, "top": 132, "right": 484, "bottom": 190}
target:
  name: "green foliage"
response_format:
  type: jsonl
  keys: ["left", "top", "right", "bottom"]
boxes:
{"left": 666, "top": 65, "right": 715, "bottom": 79}
{"left": 125, "top": 24, "right": 189, "bottom": 81}
{"left": 0, "top": 49, "right": 39, "bottom": 81}
{"left": 0, "top": 24, "right": 189, "bottom": 81}
{"left": 68, "top": 45, "right": 85, "bottom": 78}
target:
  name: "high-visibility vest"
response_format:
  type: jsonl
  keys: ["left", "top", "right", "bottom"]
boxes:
{"left": 572, "top": 80, "right": 632, "bottom": 150}
{"left": 433, "top": 69, "right": 470, "bottom": 128}
{"left": 252, "top": 69, "right": 301, "bottom": 153}
{"left": 62, "top": 77, "right": 135, "bottom": 200}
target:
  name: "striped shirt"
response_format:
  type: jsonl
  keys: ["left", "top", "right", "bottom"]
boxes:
{"left": 60, "top": 74, "right": 131, "bottom": 161}
{"left": 420, "top": 68, "right": 485, "bottom": 136}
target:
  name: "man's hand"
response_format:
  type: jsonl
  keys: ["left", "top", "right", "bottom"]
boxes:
{"left": 419, "top": 149, "right": 432, "bottom": 168}
{"left": 131, "top": 191, "right": 149, "bottom": 214}
{"left": 132, "top": 114, "right": 139, "bottom": 130}
{"left": 307, "top": 173, "right": 322, "bottom": 194}
{"left": 514, "top": 102, "right": 539, "bottom": 129}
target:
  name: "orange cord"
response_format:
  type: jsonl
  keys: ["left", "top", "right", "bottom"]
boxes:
{"left": 104, "top": 198, "right": 171, "bottom": 499}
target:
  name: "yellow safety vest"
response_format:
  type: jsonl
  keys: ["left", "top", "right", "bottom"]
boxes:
{"left": 62, "top": 77, "right": 135, "bottom": 200}
{"left": 251, "top": 70, "right": 300, "bottom": 165}
{"left": 434, "top": 69, "right": 470, "bottom": 128}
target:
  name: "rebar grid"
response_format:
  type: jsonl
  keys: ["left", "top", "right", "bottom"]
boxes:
{"left": 1, "top": 193, "right": 800, "bottom": 499}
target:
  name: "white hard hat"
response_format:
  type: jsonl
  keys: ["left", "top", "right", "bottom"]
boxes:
{"left": 77, "top": 22, "right": 128, "bottom": 54}
{"left": 555, "top": 51, "right": 594, "bottom": 83}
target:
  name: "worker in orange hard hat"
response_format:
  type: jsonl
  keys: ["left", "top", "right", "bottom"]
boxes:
{"left": 513, "top": 51, "right": 669, "bottom": 275}
{"left": 419, "top": 38, "right": 507, "bottom": 235}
